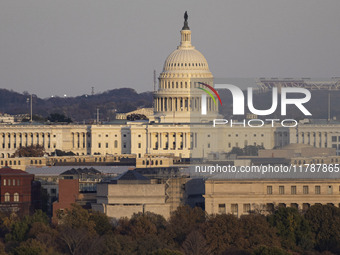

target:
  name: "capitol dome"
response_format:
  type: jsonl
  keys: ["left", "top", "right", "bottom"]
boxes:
{"left": 163, "top": 48, "right": 210, "bottom": 72}
{"left": 160, "top": 13, "right": 212, "bottom": 77}
{"left": 152, "top": 12, "right": 219, "bottom": 124}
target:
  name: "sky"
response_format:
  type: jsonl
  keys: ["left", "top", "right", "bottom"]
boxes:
{"left": 0, "top": 0, "right": 339, "bottom": 98}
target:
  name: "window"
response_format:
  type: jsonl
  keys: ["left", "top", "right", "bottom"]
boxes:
{"left": 291, "top": 186, "right": 297, "bottom": 195}
{"left": 4, "top": 193, "right": 10, "bottom": 202}
{"left": 231, "top": 204, "right": 238, "bottom": 215}
{"left": 98, "top": 143, "right": 101, "bottom": 148}
{"left": 328, "top": 185, "right": 333, "bottom": 194}
{"left": 267, "top": 186, "right": 272, "bottom": 194}
{"left": 332, "top": 136, "right": 337, "bottom": 142}
{"left": 138, "top": 143, "right": 141, "bottom": 148}
{"left": 279, "top": 186, "right": 285, "bottom": 195}
{"left": 114, "top": 140, "right": 118, "bottom": 148}
{"left": 12, "top": 180, "right": 15, "bottom": 186}
{"left": 3, "top": 179, "right": 6, "bottom": 186}
{"left": 17, "top": 179, "right": 20, "bottom": 186}
{"left": 315, "top": 185, "right": 321, "bottom": 194}
{"left": 13, "top": 193, "right": 19, "bottom": 202}
{"left": 218, "top": 204, "right": 226, "bottom": 214}
{"left": 303, "top": 186, "right": 309, "bottom": 194}
{"left": 105, "top": 143, "right": 108, "bottom": 148}
{"left": 243, "top": 204, "right": 251, "bottom": 213}
{"left": 8, "top": 179, "right": 10, "bottom": 186}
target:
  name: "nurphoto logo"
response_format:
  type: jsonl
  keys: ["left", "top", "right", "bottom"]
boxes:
{"left": 199, "top": 83, "right": 312, "bottom": 127}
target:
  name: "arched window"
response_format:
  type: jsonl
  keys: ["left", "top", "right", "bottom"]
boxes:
{"left": 4, "top": 193, "right": 10, "bottom": 202}
{"left": 14, "top": 193, "right": 19, "bottom": 202}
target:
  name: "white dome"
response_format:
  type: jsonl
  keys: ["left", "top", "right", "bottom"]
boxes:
{"left": 163, "top": 48, "right": 210, "bottom": 72}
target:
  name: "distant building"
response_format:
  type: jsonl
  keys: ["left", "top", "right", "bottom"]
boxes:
{"left": 0, "top": 113, "right": 15, "bottom": 124}
{"left": 92, "top": 168, "right": 204, "bottom": 219}
{"left": 205, "top": 172, "right": 340, "bottom": 217}
{"left": 52, "top": 179, "right": 79, "bottom": 222}
{"left": 258, "top": 143, "right": 340, "bottom": 165}
{"left": 92, "top": 170, "right": 171, "bottom": 219}
{"left": 52, "top": 167, "right": 109, "bottom": 221}
{"left": 115, "top": 108, "right": 154, "bottom": 120}
{"left": 0, "top": 166, "right": 40, "bottom": 214}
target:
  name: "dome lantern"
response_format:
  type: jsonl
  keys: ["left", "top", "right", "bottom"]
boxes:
{"left": 180, "top": 11, "right": 192, "bottom": 48}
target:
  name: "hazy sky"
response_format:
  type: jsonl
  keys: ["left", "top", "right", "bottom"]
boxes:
{"left": 0, "top": 0, "right": 340, "bottom": 98}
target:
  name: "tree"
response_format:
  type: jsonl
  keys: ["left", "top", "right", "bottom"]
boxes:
{"left": 201, "top": 214, "right": 241, "bottom": 254}
{"left": 229, "top": 145, "right": 264, "bottom": 156}
{"left": 181, "top": 230, "right": 211, "bottom": 255}
{"left": 14, "top": 145, "right": 45, "bottom": 157}
{"left": 47, "top": 113, "right": 72, "bottom": 123}
{"left": 268, "top": 207, "right": 313, "bottom": 251}
{"left": 58, "top": 226, "right": 102, "bottom": 255}
{"left": 89, "top": 211, "right": 113, "bottom": 236}
{"left": 115, "top": 212, "right": 169, "bottom": 254}
{"left": 253, "top": 245, "right": 290, "bottom": 255}
{"left": 54, "top": 149, "right": 75, "bottom": 156}
{"left": 12, "top": 238, "right": 60, "bottom": 255}
{"left": 127, "top": 114, "right": 148, "bottom": 121}
{"left": 304, "top": 204, "right": 340, "bottom": 253}
{"left": 239, "top": 214, "right": 281, "bottom": 249}
{"left": 243, "top": 145, "right": 264, "bottom": 156}
{"left": 60, "top": 204, "right": 95, "bottom": 233}
{"left": 167, "top": 206, "right": 206, "bottom": 247}
{"left": 229, "top": 147, "right": 244, "bottom": 156}
{"left": 151, "top": 249, "right": 183, "bottom": 255}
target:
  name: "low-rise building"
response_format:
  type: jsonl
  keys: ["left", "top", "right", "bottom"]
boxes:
{"left": 0, "top": 166, "right": 40, "bottom": 214}
{"left": 204, "top": 171, "right": 340, "bottom": 217}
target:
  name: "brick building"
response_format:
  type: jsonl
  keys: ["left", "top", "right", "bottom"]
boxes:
{"left": 0, "top": 166, "right": 40, "bottom": 214}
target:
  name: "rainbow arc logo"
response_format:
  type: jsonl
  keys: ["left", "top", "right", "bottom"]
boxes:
{"left": 197, "top": 82, "right": 222, "bottom": 115}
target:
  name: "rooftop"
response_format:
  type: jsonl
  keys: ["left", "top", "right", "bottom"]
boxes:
{"left": 0, "top": 166, "right": 32, "bottom": 175}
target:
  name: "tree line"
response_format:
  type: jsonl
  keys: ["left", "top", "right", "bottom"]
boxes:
{"left": 0, "top": 204, "right": 339, "bottom": 254}
{"left": 0, "top": 88, "right": 153, "bottom": 122}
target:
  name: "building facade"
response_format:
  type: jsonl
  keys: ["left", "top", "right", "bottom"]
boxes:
{"left": 0, "top": 166, "right": 39, "bottom": 214}
{"left": 205, "top": 177, "right": 340, "bottom": 217}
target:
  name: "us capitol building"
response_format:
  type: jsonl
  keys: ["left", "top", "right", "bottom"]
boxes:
{"left": 0, "top": 14, "right": 338, "bottom": 162}
{"left": 2, "top": 13, "right": 340, "bottom": 219}
{"left": 0, "top": 14, "right": 294, "bottom": 163}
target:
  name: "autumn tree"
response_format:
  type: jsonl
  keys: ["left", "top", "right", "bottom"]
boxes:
{"left": 167, "top": 206, "right": 206, "bottom": 247}
{"left": 268, "top": 207, "right": 313, "bottom": 251}
{"left": 181, "top": 230, "right": 211, "bottom": 255}
{"left": 238, "top": 214, "right": 281, "bottom": 249}
{"left": 14, "top": 145, "right": 45, "bottom": 157}
{"left": 201, "top": 214, "right": 241, "bottom": 254}
{"left": 115, "top": 212, "right": 169, "bottom": 255}
{"left": 305, "top": 204, "right": 340, "bottom": 253}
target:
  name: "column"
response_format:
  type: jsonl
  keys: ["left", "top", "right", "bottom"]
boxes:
{"left": 174, "top": 132, "right": 177, "bottom": 150}
{"left": 317, "top": 132, "right": 321, "bottom": 148}
{"left": 159, "top": 132, "right": 162, "bottom": 149}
